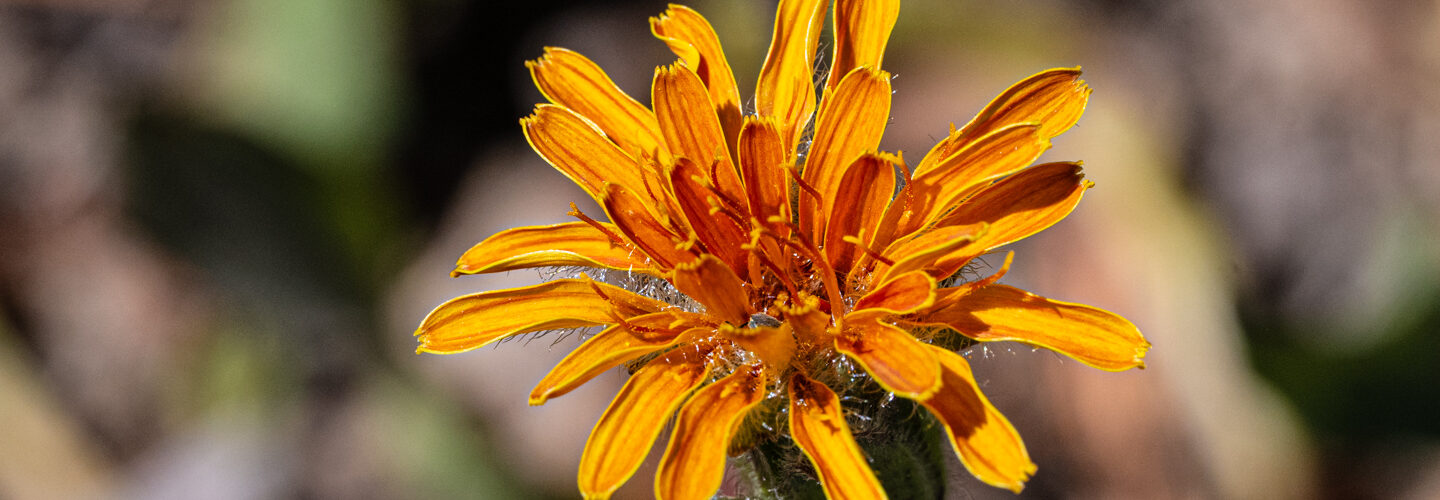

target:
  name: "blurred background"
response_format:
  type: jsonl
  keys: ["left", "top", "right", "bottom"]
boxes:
{"left": 1, "top": 0, "right": 1438, "bottom": 498}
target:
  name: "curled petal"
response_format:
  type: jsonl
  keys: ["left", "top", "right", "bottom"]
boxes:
{"left": 650, "top": 5, "right": 743, "bottom": 150}
{"left": 919, "top": 345, "right": 1036, "bottom": 492}
{"left": 848, "top": 271, "right": 937, "bottom": 322}
{"left": 579, "top": 352, "right": 711, "bottom": 498}
{"left": 756, "top": 0, "right": 828, "bottom": 150}
{"left": 962, "top": 67, "right": 1090, "bottom": 141}
{"left": 530, "top": 311, "right": 711, "bottom": 405}
{"left": 452, "top": 222, "right": 655, "bottom": 276}
{"left": 916, "top": 68, "right": 1089, "bottom": 173}
{"left": 655, "top": 366, "right": 766, "bottom": 500}
{"left": 800, "top": 67, "right": 892, "bottom": 245}
{"left": 672, "top": 254, "right": 753, "bottom": 325}
{"left": 522, "top": 105, "right": 652, "bottom": 203}
{"left": 915, "top": 284, "right": 1150, "bottom": 371}
{"left": 414, "top": 279, "right": 667, "bottom": 354}
{"left": 601, "top": 182, "right": 694, "bottom": 269}
{"left": 787, "top": 373, "right": 888, "bottom": 500}
{"left": 827, "top": 0, "right": 899, "bottom": 90}
{"left": 835, "top": 320, "right": 941, "bottom": 399}
{"left": 527, "top": 48, "right": 667, "bottom": 160}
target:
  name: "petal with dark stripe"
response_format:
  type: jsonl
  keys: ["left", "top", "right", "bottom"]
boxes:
{"left": 914, "top": 284, "right": 1150, "bottom": 371}
{"left": 578, "top": 352, "right": 711, "bottom": 498}
{"left": 452, "top": 222, "right": 655, "bottom": 276}
{"left": 655, "top": 365, "right": 766, "bottom": 500}
{"left": 919, "top": 344, "right": 1036, "bottom": 493}
{"left": 414, "top": 278, "right": 667, "bottom": 354}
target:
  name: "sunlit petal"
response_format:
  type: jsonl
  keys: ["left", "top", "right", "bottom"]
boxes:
{"left": 579, "top": 352, "right": 711, "bottom": 498}
{"left": 914, "top": 284, "right": 1150, "bottom": 371}
{"left": 824, "top": 152, "right": 897, "bottom": 272}
{"left": 672, "top": 254, "right": 754, "bottom": 325}
{"left": 669, "top": 158, "right": 750, "bottom": 273}
{"left": 723, "top": 323, "right": 797, "bottom": 369}
{"left": 414, "top": 278, "right": 667, "bottom": 354}
{"left": 651, "top": 5, "right": 744, "bottom": 151}
{"left": 655, "top": 365, "right": 766, "bottom": 500}
{"left": 924, "top": 251, "right": 1013, "bottom": 314}
{"left": 601, "top": 182, "right": 694, "bottom": 269}
{"left": 778, "top": 292, "right": 832, "bottom": 346}
{"left": 756, "top": 0, "right": 828, "bottom": 150}
{"left": 835, "top": 320, "right": 941, "bottom": 399}
{"left": 827, "top": 0, "right": 899, "bottom": 91}
{"left": 919, "top": 345, "right": 1036, "bottom": 493}
{"left": 877, "top": 223, "right": 987, "bottom": 283}
{"left": 528, "top": 47, "right": 667, "bottom": 160}
{"left": 800, "top": 67, "right": 892, "bottom": 246}
{"left": 788, "top": 373, "right": 888, "bottom": 500}
{"left": 929, "top": 162, "right": 1088, "bottom": 275}
{"left": 522, "top": 104, "right": 654, "bottom": 203}
{"left": 916, "top": 68, "right": 1089, "bottom": 173}
{"left": 452, "top": 222, "right": 655, "bottom": 276}
{"left": 848, "top": 270, "right": 937, "bottom": 322}
{"left": 653, "top": 63, "right": 745, "bottom": 201}
{"left": 902, "top": 124, "right": 1050, "bottom": 235}
{"left": 737, "top": 116, "right": 791, "bottom": 233}
{"left": 530, "top": 312, "right": 712, "bottom": 405}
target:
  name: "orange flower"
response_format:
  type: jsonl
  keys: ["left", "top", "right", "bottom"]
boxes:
{"left": 415, "top": 0, "right": 1150, "bottom": 497}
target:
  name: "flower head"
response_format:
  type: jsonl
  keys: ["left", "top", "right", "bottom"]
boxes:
{"left": 415, "top": 0, "right": 1150, "bottom": 497}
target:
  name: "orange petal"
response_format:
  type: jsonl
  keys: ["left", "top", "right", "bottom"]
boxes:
{"left": 601, "top": 182, "right": 694, "bottom": 269}
{"left": 800, "top": 67, "right": 892, "bottom": 246}
{"left": 787, "top": 373, "right": 888, "bottom": 500}
{"left": 579, "top": 351, "right": 711, "bottom": 498}
{"left": 737, "top": 116, "right": 791, "bottom": 233}
{"left": 877, "top": 223, "right": 987, "bottom": 283}
{"left": 452, "top": 222, "right": 655, "bottom": 276}
{"left": 756, "top": 0, "right": 828, "bottom": 150}
{"left": 930, "top": 162, "right": 1087, "bottom": 274}
{"left": 671, "top": 254, "right": 753, "bottom": 325}
{"left": 835, "top": 320, "right": 941, "bottom": 399}
{"left": 527, "top": 48, "right": 667, "bottom": 161}
{"left": 522, "top": 104, "right": 653, "bottom": 203}
{"left": 824, "top": 152, "right": 896, "bottom": 271}
{"left": 826, "top": 0, "right": 899, "bottom": 90}
{"left": 723, "top": 323, "right": 797, "bottom": 369}
{"left": 904, "top": 124, "right": 1050, "bottom": 234}
{"left": 848, "top": 270, "right": 937, "bottom": 321}
{"left": 924, "top": 251, "right": 1013, "bottom": 314}
{"left": 919, "top": 344, "right": 1036, "bottom": 492}
{"left": 655, "top": 365, "right": 766, "bottom": 500}
{"left": 669, "top": 158, "right": 750, "bottom": 274}
{"left": 916, "top": 284, "right": 1150, "bottom": 371}
{"left": 650, "top": 5, "right": 744, "bottom": 153}
{"left": 530, "top": 311, "right": 711, "bottom": 405}
{"left": 414, "top": 278, "right": 667, "bottom": 354}
{"left": 916, "top": 68, "right": 1089, "bottom": 174}
{"left": 652, "top": 63, "right": 744, "bottom": 202}
{"left": 778, "top": 292, "right": 832, "bottom": 346}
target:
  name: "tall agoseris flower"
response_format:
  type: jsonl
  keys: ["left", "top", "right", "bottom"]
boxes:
{"left": 416, "top": 0, "right": 1150, "bottom": 498}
